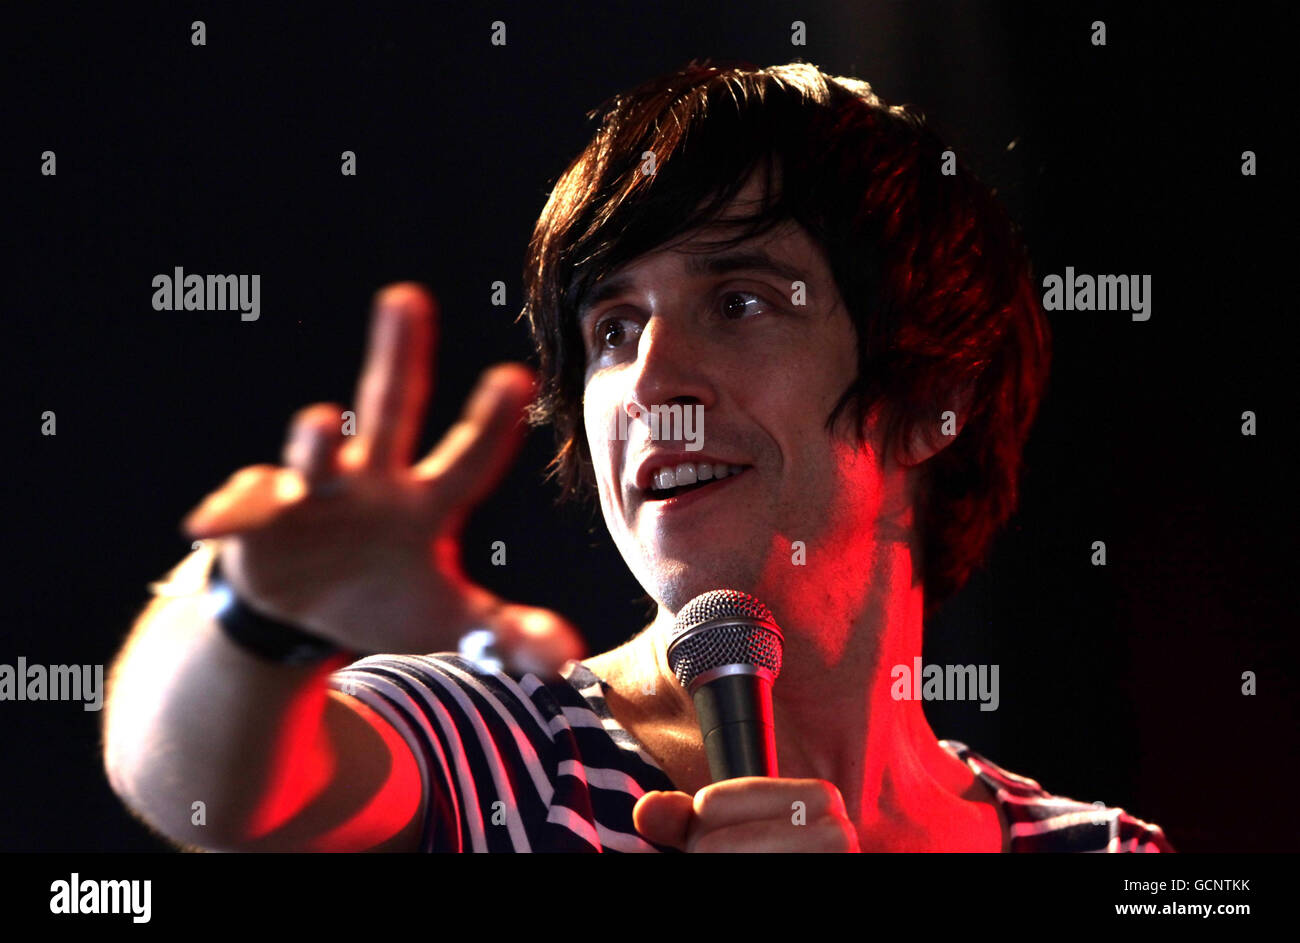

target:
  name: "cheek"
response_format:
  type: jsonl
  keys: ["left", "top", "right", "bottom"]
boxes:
{"left": 582, "top": 384, "right": 621, "bottom": 505}
{"left": 581, "top": 376, "right": 608, "bottom": 444}
{"left": 763, "top": 362, "right": 869, "bottom": 505}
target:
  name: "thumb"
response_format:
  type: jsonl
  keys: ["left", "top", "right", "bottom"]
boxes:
{"left": 633, "top": 790, "right": 695, "bottom": 850}
{"left": 181, "top": 465, "right": 302, "bottom": 539}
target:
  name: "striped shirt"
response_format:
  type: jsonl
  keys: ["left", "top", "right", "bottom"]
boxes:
{"left": 328, "top": 653, "right": 1175, "bottom": 853}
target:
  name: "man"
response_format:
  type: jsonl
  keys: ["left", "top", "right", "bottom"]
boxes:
{"left": 102, "top": 61, "right": 1173, "bottom": 852}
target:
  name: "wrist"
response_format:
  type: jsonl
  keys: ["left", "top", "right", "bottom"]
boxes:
{"left": 206, "top": 558, "right": 359, "bottom": 666}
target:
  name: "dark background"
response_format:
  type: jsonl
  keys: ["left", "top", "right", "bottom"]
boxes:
{"left": 4, "top": 1, "right": 1293, "bottom": 852}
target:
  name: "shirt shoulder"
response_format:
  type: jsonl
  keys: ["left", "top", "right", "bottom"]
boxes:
{"left": 328, "top": 653, "right": 677, "bottom": 853}
{"left": 941, "top": 739, "right": 1175, "bottom": 853}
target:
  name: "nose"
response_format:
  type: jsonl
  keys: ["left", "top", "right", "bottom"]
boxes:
{"left": 623, "top": 315, "right": 716, "bottom": 422}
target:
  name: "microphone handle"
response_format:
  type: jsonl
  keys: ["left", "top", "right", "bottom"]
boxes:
{"left": 691, "top": 672, "right": 779, "bottom": 780}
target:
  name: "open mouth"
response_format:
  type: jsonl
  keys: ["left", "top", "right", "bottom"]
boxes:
{"left": 643, "top": 465, "right": 751, "bottom": 501}
{"left": 647, "top": 478, "right": 714, "bottom": 501}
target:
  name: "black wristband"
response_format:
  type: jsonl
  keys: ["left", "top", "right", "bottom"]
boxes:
{"left": 208, "top": 558, "right": 350, "bottom": 665}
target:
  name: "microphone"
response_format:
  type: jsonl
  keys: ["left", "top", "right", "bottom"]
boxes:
{"left": 666, "top": 590, "right": 784, "bottom": 781}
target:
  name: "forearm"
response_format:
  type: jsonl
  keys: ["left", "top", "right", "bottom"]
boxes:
{"left": 102, "top": 552, "right": 349, "bottom": 849}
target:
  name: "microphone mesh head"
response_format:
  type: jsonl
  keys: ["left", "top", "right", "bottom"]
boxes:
{"left": 666, "top": 589, "right": 783, "bottom": 690}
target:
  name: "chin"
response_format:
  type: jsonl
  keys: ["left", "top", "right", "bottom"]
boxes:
{"left": 642, "top": 550, "right": 767, "bottom": 616}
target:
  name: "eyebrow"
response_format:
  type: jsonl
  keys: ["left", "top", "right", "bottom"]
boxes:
{"left": 576, "top": 248, "right": 810, "bottom": 323}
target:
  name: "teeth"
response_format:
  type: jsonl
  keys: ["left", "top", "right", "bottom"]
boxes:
{"left": 648, "top": 462, "right": 748, "bottom": 490}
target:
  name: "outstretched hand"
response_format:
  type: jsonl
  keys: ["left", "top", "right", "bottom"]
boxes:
{"left": 180, "top": 282, "right": 585, "bottom": 667}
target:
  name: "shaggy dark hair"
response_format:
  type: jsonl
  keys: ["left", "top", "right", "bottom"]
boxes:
{"left": 520, "top": 59, "right": 1051, "bottom": 612}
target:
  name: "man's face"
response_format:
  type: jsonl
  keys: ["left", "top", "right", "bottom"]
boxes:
{"left": 579, "top": 174, "right": 906, "bottom": 619}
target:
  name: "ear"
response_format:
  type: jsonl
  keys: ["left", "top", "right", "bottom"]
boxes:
{"left": 904, "top": 379, "right": 976, "bottom": 466}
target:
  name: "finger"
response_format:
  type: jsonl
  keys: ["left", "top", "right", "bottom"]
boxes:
{"left": 632, "top": 791, "right": 695, "bottom": 850}
{"left": 692, "top": 778, "right": 847, "bottom": 830}
{"left": 351, "top": 282, "right": 437, "bottom": 473}
{"left": 412, "top": 363, "right": 536, "bottom": 516}
{"left": 282, "top": 403, "right": 347, "bottom": 491}
{"left": 181, "top": 465, "right": 307, "bottom": 539}
{"left": 687, "top": 817, "right": 858, "bottom": 854}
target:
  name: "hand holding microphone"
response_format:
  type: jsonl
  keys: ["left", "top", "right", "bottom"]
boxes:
{"left": 632, "top": 590, "right": 859, "bottom": 852}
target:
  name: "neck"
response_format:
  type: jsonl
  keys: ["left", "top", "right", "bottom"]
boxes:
{"left": 643, "top": 536, "right": 977, "bottom": 843}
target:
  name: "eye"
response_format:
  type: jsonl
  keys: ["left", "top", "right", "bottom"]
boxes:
{"left": 592, "top": 314, "right": 640, "bottom": 351}
{"left": 719, "top": 290, "right": 769, "bottom": 320}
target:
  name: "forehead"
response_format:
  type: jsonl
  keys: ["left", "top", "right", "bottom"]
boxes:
{"left": 575, "top": 161, "right": 831, "bottom": 317}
